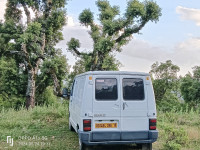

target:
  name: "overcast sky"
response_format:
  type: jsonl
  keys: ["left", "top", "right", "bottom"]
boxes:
{"left": 1, "top": 0, "right": 200, "bottom": 76}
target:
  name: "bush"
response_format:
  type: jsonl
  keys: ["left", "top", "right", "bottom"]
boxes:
{"left": 36, "top": 86, "right": 60, "bottom": 106}
{"left": 0, "top": 94, "right": 25, "bottom": 111}
{"left": 162, "top": 124, "right": 188, "bottom": 150}
{"left": 157, "top": 91, "right": 182, "bottom": 112}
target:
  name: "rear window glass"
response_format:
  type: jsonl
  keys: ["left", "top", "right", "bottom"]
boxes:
{"left": 123, "top": 78, "right": 144, "bottom": 100}
{"left": 95, "top": 78, "right": 118, "bottom": 100}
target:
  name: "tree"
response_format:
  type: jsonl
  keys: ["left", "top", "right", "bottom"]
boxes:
{"left": 2, "top": 0, "right": 68, "bottom": 109}
{"left": 67, "top": 59, "right": 86, "bottom": 89}
{"left": 67, "top": 0, "right": 161, "bottom": 71}
{"left": 150, "top": 60, "right": 180, "bottom": 102}
{"left": 192, "top": 66, "right": 200, "bottom": 80}
{"left": 38, "top": 49, "right": 69, "bottom": 97}
{"left": 180, "top": 67, "right": 200, "bottom": 106}
{"left": 0, "top": 57, "right": 26, "bottom": 109}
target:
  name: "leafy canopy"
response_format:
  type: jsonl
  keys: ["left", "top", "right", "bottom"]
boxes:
{"left": 150, "top": 60, "right": 180, "bottom": 102}
{"left": 67, "top": 0, "right": 161, "bottom": 71}
{"left": 1, "top": 0, "right": 69, "bottom": 108}
{"left": 180, "top": 67, "right": 200, "bottom": 106}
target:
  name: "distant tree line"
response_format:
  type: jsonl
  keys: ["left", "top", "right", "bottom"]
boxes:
{"left": 150, "top": 60, "right": 200, "bottom": 111}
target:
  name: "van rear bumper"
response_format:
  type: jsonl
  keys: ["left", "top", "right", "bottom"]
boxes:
{"left": 78, "top": 130, "right": 158, "bottom": 145}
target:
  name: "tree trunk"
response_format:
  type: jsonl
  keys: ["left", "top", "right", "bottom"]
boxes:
{"left": 26, "top": 68, "right": 36, "bottom": 109}
{"left": 52, "top": 72, "right": 62, "bottom": 97}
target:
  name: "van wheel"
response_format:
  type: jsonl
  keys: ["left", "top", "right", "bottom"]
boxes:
{"left": 79, "top": 138, "right": 87, "bottom": 150}
{"left": 79, "top": 138, "right": 91, "bottom": 150}
{"left": 69, "top": 121, "right": 74, "bottom": 131}
{"left": 142, "top": 143, "right": 152, "bottom": 150}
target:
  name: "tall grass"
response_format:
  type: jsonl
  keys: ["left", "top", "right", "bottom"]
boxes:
{"left": 154, "top": 107, "right": 200, "bottom": 150}
{"left": 0, "top": 101, "right": 79, "bottom": 150}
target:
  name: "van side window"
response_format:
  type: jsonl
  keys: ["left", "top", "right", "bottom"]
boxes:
{"left": 95, "top": 78, "right": 118, "bottom": 100}
{"left": 123, "top": 78, "right": 144, "bottom": 100}
{"left": 70, "top": 80, "right": 75, "bottom": 96}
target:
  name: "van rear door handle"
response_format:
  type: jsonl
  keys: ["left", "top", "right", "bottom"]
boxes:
{"left": 123, "top": 102, "right": 128, "bottom": 110}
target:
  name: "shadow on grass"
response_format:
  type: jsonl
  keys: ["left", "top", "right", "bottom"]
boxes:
{"left": 87, "top": 144, "right": 142, "bottom": 150}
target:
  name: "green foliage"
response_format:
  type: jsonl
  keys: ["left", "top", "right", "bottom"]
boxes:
{"left": 0, "top": 102, "right": 79, "bottom": 150}
{"left": 79, "top": 9, "right": 94, "bottom": 26}
{"left": 125, "top": 0, "right": 145, "bottom": 19}
{"left": 150, "top": 60, "right": 180, "bottom": 102}
{"left": 96, "top": 0, "right": 120, "bottom": 21}
{"left": 0, "top": 95, "right": 25, "bottom": 111}
{"left": 4, "top": 1, "right": 22, "bottom": 23}
{"left": 67, "top": 38, "right": 80, "bottom": 55}
{"left": 101, "top": 54, "right": 122, "bottom": 70}
{"left": 67, "top": 0, "right": 161, "bottom": 71}
{"left": 1, "top": 0, "right": 69, "bottom": 108}
{"left": 0, "top": 20, "right": 23, "bottom": 56}
{"left": 0, "top": 57, "right": 26, "bottom": 110}
{"left": 180, "top": 69, "right": 200, "bottom": 106}
{"left": 36, "top": 87, "right": 60, "bottom": 106}
{"left": 164, "top": 125, "right": 188, "bottom": 147}
{"left": 151, "top": 60, "right": 180, "bottom": 80}
{"left": 144, "top": 1, "right": 162, "bottom": 22}
{"left": 156, "top": 109, "right": 200, "bottom": 150}
{"left": 67, "top": 59, "right": 86, "bottom": 89}
{"left": 157, "top": 91, "right": 181, "bottom": 112}
{"left": 193, "top": 66, "right": 200, "bottom": 79}
{"left": 45, "top": 9, "right": 66, "bottom": 43}
{"left": 41, "top": 50, "right": 69, "bottom": 82}
{"left": 37, "top": 49, "right": 69, "bottom": 96}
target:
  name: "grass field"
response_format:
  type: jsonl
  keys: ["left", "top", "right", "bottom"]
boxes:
{"left": 0, "top": 102, "right": 79, "bottom": 150}
{"left": 0, "top": 101, "right": 199, "bottom": 150}
{"left": 154, "top": 110, "right": 200, "bottom": 150}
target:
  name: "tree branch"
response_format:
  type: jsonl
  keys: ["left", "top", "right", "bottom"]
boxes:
{"left": 116, "top": 21, "right": 147, "bottom": 44}
{"left": 21, "top": 43, "right": 32, "bottom": 69}
{"left": 51, "top": 71, "right": 63, "bottom": 97}
{"left": 35, "top": 34, "right": 46, "bottom": 74}
{"left": 22, "top": 3, "right": 31, "bottom": 24}
{"left": 69, "top": 47, "right": 93, "bottom": 58}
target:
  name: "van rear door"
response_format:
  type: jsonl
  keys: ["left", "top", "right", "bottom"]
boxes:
{"left": 120, "top": 75, "right": 149, "bottom": 133}
{"left": 92, "top": 75, "right": 121, "bottom": 141}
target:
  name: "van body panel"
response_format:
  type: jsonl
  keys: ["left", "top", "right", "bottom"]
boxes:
{"left": 81, "top": 76, "right": 93, "bottom": 119}
{"left": 146, "top": 81, "right": 157, "bottom": 117}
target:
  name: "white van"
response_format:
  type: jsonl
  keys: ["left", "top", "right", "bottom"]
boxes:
{"left": 68, "top": 71, "right": 158, "bottom": 150}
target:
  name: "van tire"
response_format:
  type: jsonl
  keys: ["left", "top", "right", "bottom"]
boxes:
{"left": 69, "top": 121, "right": 74, "bottom": 131}
{"left": 79, "top": 138, "right": 88, "bottom": 150}
{"left": 142, "top": 143, "right": 152, "bottom": 150}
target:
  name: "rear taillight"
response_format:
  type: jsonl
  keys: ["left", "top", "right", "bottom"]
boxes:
{"left": 83, "top": 119, "right": 91, "bottom": 131}
{"left": 149, "top": 119, "right": 157, "bottom": 130}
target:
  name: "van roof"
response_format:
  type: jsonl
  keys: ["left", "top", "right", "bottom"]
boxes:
{"left": 76, "top": 71, "right": 149, "bottom": 78}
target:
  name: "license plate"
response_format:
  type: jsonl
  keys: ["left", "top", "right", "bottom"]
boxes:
{"left": 95, "top": 123, "right": 117, "bottom": 128}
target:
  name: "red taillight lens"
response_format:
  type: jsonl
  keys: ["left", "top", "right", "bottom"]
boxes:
{"left": 83, "top": 120, "right": 91, "bottom": 124}
{"left": 83, "top": 119, "right": 91, "bottom": 131}
{"left": 150, "top": 119, "right": 157, "bottom": 123}
{"left": 150, "top": 126, "right": 156, "bottom": 130}
{"left": 84, "top": 127, "right": 91, "bottom": 131}
{"left": 149, "top": 119, "right": 157, "bottom": 130}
